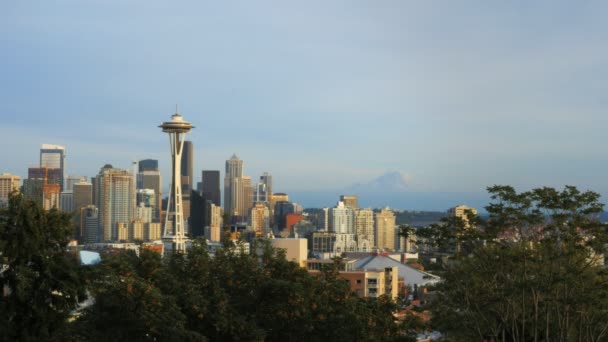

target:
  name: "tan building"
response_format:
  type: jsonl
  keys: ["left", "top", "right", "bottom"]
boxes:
{"left": 130, "top": 219, "right": 144, "bottom": 241}
{"left": 271, "top": 238, "right": 308, "bottom": 267}
{"left": 224, "top": 154, "right": 245, "bottom": 220}
{"left": 448, "top": 205, "right": 478, "bottom": 228}
{"left": 269, "top": 193, "right": 288, "bottom": 210}
{"left": 249, "top": 203, "right": 270, "bottom": 237}
{"left": 307, "top": 261, "right": 399, "bottom": 300}
{"left": 95, "top": 165, "right": 136, "bottom": 242}
{"left": 0, "top": 173, "right": 21, "bottom": 207}
{"left": 207, "top": 203, "right": 222, "bottom": 242}
{"left": 117, "top": 222, "right": 129, "bottom": 241}
{"left": 354, "top": 208, "right": 375, "bottom": 246}
{"left": 145, "top": 222, "right": 162, "bottom": 241}
{"left": 375, "top": 208, "right": 396, "bottom": 250}
{"left": 340, "top": 195, "right": 358, "bottom": 209}
{"left": 243, "top": 176, "right": 254, "bottom": 219}
{"left": 338, "top": 267, "right": 398, "bottom": 299}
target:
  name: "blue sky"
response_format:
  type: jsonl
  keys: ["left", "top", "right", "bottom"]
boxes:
{"left": 2, "top": 1, "right": 607, "bottom": 210}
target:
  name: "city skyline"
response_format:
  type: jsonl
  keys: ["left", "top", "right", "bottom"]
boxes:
{"left": 2, "top": 2, "right": 608, "bottom": 210}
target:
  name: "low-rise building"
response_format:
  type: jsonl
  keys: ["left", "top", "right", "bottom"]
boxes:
{"left": 270, "top": 238, "right": 307, "bottom": 267}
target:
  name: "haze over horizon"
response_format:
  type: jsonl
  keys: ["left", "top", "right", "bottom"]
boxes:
{"left": 2, "top": 1, "right": 607, "bottom": 210}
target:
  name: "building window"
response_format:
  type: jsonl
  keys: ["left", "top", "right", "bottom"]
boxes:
{"left": 356, "top": 279, "right": 362, "bottom": 284}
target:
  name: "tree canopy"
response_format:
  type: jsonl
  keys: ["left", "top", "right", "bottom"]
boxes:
{"left": 0, "top": 193, "right": 85, "bottom": 341}
{"left": 70, "top": 240, "right": 402, "bottom": 341}
{"left": 416, "top": 186, "right": 608, "bottom": 341}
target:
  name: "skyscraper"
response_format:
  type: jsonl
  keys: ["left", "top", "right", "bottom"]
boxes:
{"left": 249, "top": 203, "right": 270, "bottom": 237}
{"left": 375, "top": 208, "right": 396, "bottom": 250}
{"left": 224, "top": 154, "right": 244, "bottom": 220}
{"left": 201, "top": 170, "right": 221, "bottom": 207}
{"left": 242, "top": 176, "right": 254, "bottom": 219}
{"left": 138, "top": 159, "right": 159, "bottom": 172}
{"left": 354, "top": 208, "right": 375, "bottom": 246}
{"left": 95, "top": 165, "right": 136, "bottom": 242}
{"left": 340, "top": 195, "right": 358, "bottom": 209}
{"left": 73, "top": 179, "right": 92, "bottom": 212}
{"left": 65, "top": 175, "right": 84, "bottom": 191}
{"left": 26, "top": 167, "right": 61, "bottom": 210}
{"left": 59, "top": 191, "right": 73, "bottom": 212}
{"left": 39, "top": 144, "right": 66, "bottom": 191}
{"left": 160, "top": 112, "right": 193, "bottom": 254}
{"left": 181, "top": 141, "right": 193, "bottom": 227}
{"left": 0, "top": 173, "right": 20, "bottom": 208}
{"left": 329, "top": 201, "right": 354, "bottom": 234}
{"left": 137, "top": 159, "right": 162, "bottom": 222}
{"left": 81, "top": 205, "right": 99, "bottom": 244}
{"left": 258, "top": 172, "right": 273, "bottom": 202}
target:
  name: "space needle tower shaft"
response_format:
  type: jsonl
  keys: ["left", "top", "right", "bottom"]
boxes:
{"left": 159, "top": 110, "right": 194, "bottom": 254}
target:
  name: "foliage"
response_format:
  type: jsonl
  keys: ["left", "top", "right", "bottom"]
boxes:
{"left": 0, "top": 193, "right": 85, "bottom": 341}
{"left": 71, "top": 238, "right": 402, "bottom": 341}
{"left": 419, "top": 186, "right": 608, "bottom": 341}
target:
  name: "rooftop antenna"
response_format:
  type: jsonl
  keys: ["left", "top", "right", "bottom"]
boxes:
{"left": 175, "top": 104, "right": 179, "bottom": 114}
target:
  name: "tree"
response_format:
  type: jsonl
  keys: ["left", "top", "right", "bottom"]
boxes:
{"left": 0, "top": 193, "right": 85, "bottom": 341}
{"left": 71, "top": 249, "right": 200, "bottom": 341}
{"left": 421, "top": 186, "right": 608, "bottom": 341}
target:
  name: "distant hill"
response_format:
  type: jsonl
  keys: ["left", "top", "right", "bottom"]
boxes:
{"left": 394, "top": 210, "right": 446, "bottom": 227}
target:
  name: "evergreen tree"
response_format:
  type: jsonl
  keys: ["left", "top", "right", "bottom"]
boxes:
{"left": 0, "top": 193, "right": 85, "bottom": 341}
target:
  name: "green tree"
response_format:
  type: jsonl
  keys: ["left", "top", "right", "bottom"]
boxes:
{"left": 421, "top": 186, "right": 608, "bottom": 341}
{"left": 0, "top": 193, "right": 85, "bottom": 341}
{"left": 71, "top": 249, "right": 200, "bottom": 341}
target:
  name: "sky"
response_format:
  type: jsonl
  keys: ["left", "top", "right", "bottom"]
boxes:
{"left": 2, "top": 1, "right": 608, "bottom": 210}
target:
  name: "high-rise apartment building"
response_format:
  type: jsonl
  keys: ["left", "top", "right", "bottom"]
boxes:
{"left": 375, "top": 208, "right": 396, "bottom": 250}
{"left": 354, "top": 208, "right": 375, "bottom": 246}
{"left": 340, "top": 195, "right": 358, "bottom": 209}
{"left": 201, "top": 170, "right": 221, "bottom": 206}
{"left": 329, "top": 201, "right": 354, "bottom": 234}
{"left": 319, "top": 208, "right": 329, "bottom": 231}
{"left": 447, "top": 205, "right": 478, "bottom": 228}
{"left": 39, "top": 144, "right": 66, "bottom": 191}
{"left": 224, "top": 154, "right": 244, "bottom": 220}
{"left": 0, "top": 173, "right": 20, "bottom": 208}
{"left": 95, "top": 165, "right": 135, "bottom": 242}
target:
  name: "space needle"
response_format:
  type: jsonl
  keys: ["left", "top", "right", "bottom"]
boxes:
{"left": 159, "top": 110, "right": 194, "bottom": 254}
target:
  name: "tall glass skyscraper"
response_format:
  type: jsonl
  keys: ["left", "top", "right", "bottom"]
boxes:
{"left": 224, "top": 154, "right": 244, "bottom": 219}
{"left": 202, "top": 170, "right": 221, "bottom": 207}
